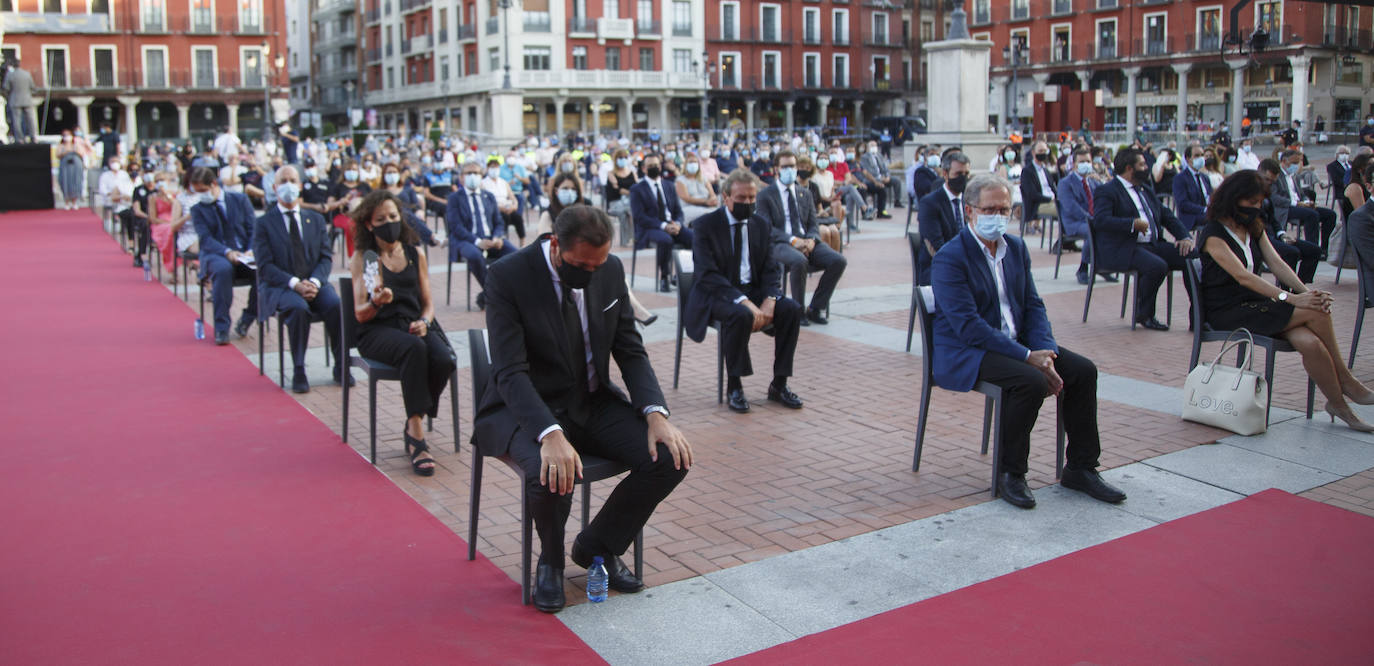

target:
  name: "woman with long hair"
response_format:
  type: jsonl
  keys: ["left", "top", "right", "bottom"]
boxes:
{"left": 1196, "top": 170, "right": 1373, "bottom": 432}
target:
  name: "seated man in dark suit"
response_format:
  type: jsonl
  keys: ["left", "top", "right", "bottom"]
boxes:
{"left": 475, "top": 204, "right": 692, "bottom": 613}
{"left": 916, "top": 151, "right": 970, "bottom": 285}
{"left": 1020, "top": 141, "right": 1058, "bottom": 229}
{"left": 932, "top": 173, "right": 1126, "bottom": 510}
{"left": 911, "top": 149, "right": 943, "bottom": 204}
{"left": 1327, "top": 146, "right": 1353, "bottom": 196}
{"left": 685, "top": 168, "right": 804, "bottom": 414}
{"left": 1276, "top": 149, "right": 1337, "bottom": 258}
{"left": 189, "top": 166, "right": 258, "bottom": 345}
{"left": 1257, "top": 160, "right": 1321, "bottom": 284}
{"left": 630, "top": 153, "right": 694, "bottom": 292}
{"left": 1172, "top": 145, "right": 1213, "bottom": 231}
{"left": 1057, "top": 147, "right": 1113, "bottom": 285}
{"left": 1090, "top": 147, "right": 1196, "bottom": 331}
{"left": 759, "top": 149, "right": 846, "bottom": 325}
{"left": 252, "top": 166, "right": 346, "bottom": 393}
{"left": 446, "top": 161, "right": 515, "bottom": 308}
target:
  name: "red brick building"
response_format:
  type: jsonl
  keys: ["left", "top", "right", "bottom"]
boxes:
{"left": 965, "top": 0, "right": 1373, "bottom": 139}
{"left": 1, "top": 0, "right": 289, "bottom": 146}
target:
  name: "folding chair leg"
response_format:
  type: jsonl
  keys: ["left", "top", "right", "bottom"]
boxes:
{"left": 633, "top": 530, "right": 644, "bottom": 581}
{"left": 1082, "top": 274, "right": 1095, "bottom": 323}
{"left": 1055, "top": 396, "right": 1066, "bottom": 479}
{"left": 520, "top": 487, "right": 532, "bottom": 606}
{"left": 1352, "top": 306, "right": 1365, "bottom": 370}
{"left": 451, "top": 373, "right": 461, "bottom": 453}
{"left": 913, "top": 381, "right": 932, "bottom": 472}
{"left": 716, "top": 333, "right": 725, "bottom": 405}
{"left": 467, "top": 452, "right": 483, "bottom": 561}
{"left": 446, "top": 259, "right": 453, "bottom": 306}
{"left": 369, "top": 377, "right": 379, "bottom": 464}
{"left": 1263, "top": 346, "right": 1276, "bottom": 426}
{"left": 980, "top": 395, "right": 994, "bottom": 455}
{"left": 989, "top": 396, "right": 1003, "bottom": 499}
{"left": 581, "top": 482, "right": 591, "bottom": 531}
{"left": 905, "top": 289, "right": 918, "bottom": 353}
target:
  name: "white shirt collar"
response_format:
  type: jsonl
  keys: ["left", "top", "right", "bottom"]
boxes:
{"left": 1116, "top": 175, "right": 1139, "bottom": 191}
{"left": 944, "top": 184, "right": 961, "bottom": 201}
{"left": 277, "top": 202, "right": 299, "bottom": 217}
{"left": 725, "top": 206, "right": 746, "bottom": 226}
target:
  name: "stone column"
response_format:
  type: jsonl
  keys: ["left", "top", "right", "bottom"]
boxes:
{"left": 68, "top": 95, "right": 94, "bottom": 137}
{"left": 658, "top": 97, "right": 670, "bottom": 136}
{"left": 990, "top": 76, "right": 1009, "bottom": 135}
{"left": 1171, "top": 63, "right": 1192, "bottom": 141}
{"left": 1031, "top": 72, "right": 1050, "bottom": 91}
{"left": 118, "top": 95, "right": 142, "bottom": 147}
{"left": 554, "top": 95, "right": 566, "bottom": 137}
{"left": 1226, "top": 59, "right": 1247, "bottom": 138}
{"left": 588, "top": 96, "right": 603, "bottom": 137}
{"left": 620, "top": 95, "right": 636, "bottom": 137}
{"left": 1288, "top": 53, "right": 1311, "bottom": 136}
{"left": 474, "top": 97, "right": 486, "bottom": 136}
{"left": 744, "top": 99, "right": 756, "bottom": 135}
{"left": 1123, "top": 66, "right": 1141, "bottom": 140}
{"left": 536, "top": 100, "right": 547, "bottom": 136}
{"left": 226, "top": 102, "right": 240, "bottom": 140}
{"left": 783, "top": 99, "right": 795, "bottom": 136}
{"left": 816, "top": 95, "right": 831, "bottom": 129}
{"left": 854, "top": 100, "right": 864, "bottom": 135}
{"left": 1076, "top": 69, "right": 1092, "bottom": 91}
{"left": 176, "top": 103, "right": 191, "bottom": 139}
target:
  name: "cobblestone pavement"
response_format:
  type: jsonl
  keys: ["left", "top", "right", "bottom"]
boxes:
{"left": 189, "top": 206, "right": 1374, "bottom": 606}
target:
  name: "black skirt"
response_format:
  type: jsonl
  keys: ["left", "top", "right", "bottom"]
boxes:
{"left": 1205, "top": 299, "right": 1295, "bottom": 338}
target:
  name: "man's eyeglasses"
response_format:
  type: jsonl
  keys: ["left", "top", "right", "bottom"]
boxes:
{"left": 970, "top": 205, "right": 1013, "bottom": 216}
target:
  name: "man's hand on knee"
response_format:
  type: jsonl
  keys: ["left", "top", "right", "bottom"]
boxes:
{"left": 539, "top": 430, "right": 583, "bottom": 495}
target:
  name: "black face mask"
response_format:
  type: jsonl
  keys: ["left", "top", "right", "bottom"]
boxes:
{"left": 731, "top": 201, "right": 755, "bottom": 222}
{"left": 946, "top": 174, "right": 968, "bottom": 195}
{"left": 798, "top": 170, "right": 813, "bottom": 180}
{"left": 1234, "top": 205, "right": 1263, "bottom": 227}
{"left": 1133, "top": 168, "right": 1151, "bottom": 184}
{"left": 645, "top": 166, "right": 662, "bottom": 179}
{"left": 373, "top": 221, "right": 402, "bottom": 244}
{"left": 1035, "top": 152, "right": 1049, "bottom": 162}
{"left": 555, "top": 249, "right": 595, "bottom": 289}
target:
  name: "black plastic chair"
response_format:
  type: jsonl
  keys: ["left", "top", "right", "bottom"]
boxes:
{"left": 1051, "top": 212, "right": 1086, "bottom": 280}
{"left": 257, "top": 271, "right": 332, "bottom": 388}
{"left": 911, "top": 287, "right": 1064, "bottom": 498}
{"left": 465, "top": 328, "right": 643, "bottom": 606}
{"left": 445, "top": 255, "right": 482, "bottom": 310}
{"left": 905, "top": 230, "right": 923, "bottom": 353}
{"left": 1080, "top": 224, "right": 1173, "bottom": 329}
{"left": 339, "top": 277, "right": 461, "bottom": 464}
{"left": 1350, "top": 242, "right": 1370, "bottom": 369}
{"left": 671, "top": 253, "right": 725, "bottom": 404}
{"left": 1184, "top": 258, "right": 1313, "bottom": 423}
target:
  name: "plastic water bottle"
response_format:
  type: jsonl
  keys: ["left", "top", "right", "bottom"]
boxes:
{"left": 587, "top": 556, "right": 608, "bottom": 603}
{"left": 194, "top": 318, "right": 205, "bottom": 340}
{"left": 143, "top": 260, "right": 152, "bottom": 282}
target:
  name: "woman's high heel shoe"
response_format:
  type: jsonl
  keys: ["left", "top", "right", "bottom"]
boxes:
{"left": 1326, "top": 406, "right": 1374, "bottom": 433}
{"left": 1343, "top": 386, "right": 1374, "bottom": 406}
{"left": 636, "top": 314, "right": 658, "bottom": 327}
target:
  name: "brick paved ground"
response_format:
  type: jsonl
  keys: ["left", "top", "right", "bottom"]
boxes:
{"left": 192, "top": 208, "right": 1374, "bottom": 604}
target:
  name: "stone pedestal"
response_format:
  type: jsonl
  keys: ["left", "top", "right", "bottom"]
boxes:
{"left": 489, "top": 89, "right": 525, "bottom": 149}
{"left": 921, "top": 16, "right": 1000, "bottom": 171}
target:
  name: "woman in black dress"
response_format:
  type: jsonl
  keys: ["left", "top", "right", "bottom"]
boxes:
{"left": 1198, "top": 170, "right": 1374, "bottom": 432}
{"left": 350, "top": 191, "right": 457, "bottom": 475}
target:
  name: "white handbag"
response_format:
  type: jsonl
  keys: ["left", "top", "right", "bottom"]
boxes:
{"left": 1182, "top": 329, "right": 1269, "bottom": 436}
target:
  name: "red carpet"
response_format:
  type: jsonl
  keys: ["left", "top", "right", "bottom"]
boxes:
{"left": 729, "top": 489, "right": 1374, "bottom": 664}
{"left": 0, "top": 210, "right": 601, "bottom": 664}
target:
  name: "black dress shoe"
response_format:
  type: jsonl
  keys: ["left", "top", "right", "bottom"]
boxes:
{"left": 1136, "top": 317, "right": 1169, "bottom": 331}
{"left": 333, "top": 369, "right": 356, "bottom": 387}
{"left": 799, "top": 315, "right": 811, "bottom": 327}
{"left": 233, "top": 315, "right": 253, "bottom": 339}
{"left": 807, "top": 308, "right": 828, "bottom": 325}
{"left": 767, "top": 383, "right": 804, "bottom": 409}
{"left": 533, "top": 563, "right": 565, "bottom": 613}
{"left": 214, "top": 329, "right": 230, "bottom": 346}
{"left": 726, "top": 388, "right": 750, "bottom": 413}
{"left": 571, "top": 540, "right": 643, "bottom": 593}
{"left": 132, "top": 256, "right": 144, "bottom": 268}
{"left": 998, "top": 472, "right": 1036, "bottom": 509}
{"left": 1060, "top": 467, "right": 1127, "bottom": 504}
{"left": 291, "top": 369, "right": 310, "bottom": 394}
{"left": 1098, "top": 272, "right": 1120, "bottom": 283}
{"left": 658, "top": 277, "right": 671, "bottom": 293}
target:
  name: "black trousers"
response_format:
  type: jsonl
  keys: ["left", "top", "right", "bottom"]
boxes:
{"left": 355, "top": 323, "right": 456, "bottom": 419}
{"left": 976, "top": 346, "right": 1101, "bottom": 476}
{"left": 508, "top": 391, "right": 689, "bottom": 567}
{"left": 1273, "top": 236, "right": 1321, "bottom": 283}
{"left": 1288, "top": 206, "right": 1337, "bottom": 256}
{"left": 1123, "top": 239, "right": 1195, "bottom": 322}
{"left": 772, "top": 241, "right": 847, "bottom": 312}
{"left": 277, "top": 283, "right": 343, "bottom": 372}
{"left": 708, "top": 289, "right": 801, "bottom": 379}
{"left": 502, "top": 210, "right": 526, "bottom": 240}
{"left": 119, "top": 209, "right": 148, "bottom": 257}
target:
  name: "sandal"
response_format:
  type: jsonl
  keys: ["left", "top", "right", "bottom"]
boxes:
{"left": 404, "top": 429, "right": 436, "bottom": 477}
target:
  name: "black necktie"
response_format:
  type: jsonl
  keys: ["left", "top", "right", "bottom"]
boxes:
{"left": 786, "top": 186, "right": 800, "bottom": 237}
{"left": 656, "top": 183, "right": 668, "bottom": 222}
{"left": 952, "top": 196, "right": 962, "bottom": 226}
{"left": 287, "top": 210, "right": 310, "bottom": 278}
{"left": 1197, "top": 173, "right": 1212, "bottom": 201}
{"left": 470, "top": 193, "right": 486, "bottom": 237}
{"left": 731, "top": 221, "right": 744, "bottom": 287}
{"left": 561, "top": 284, "right": 591, "bottom": 425}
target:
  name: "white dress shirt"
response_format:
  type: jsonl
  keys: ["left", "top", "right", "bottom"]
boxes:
{"left": 1116, "top": 175, "right": 1153, "bottom": 243}
{"left": 1036, "top": 163, "right": 1056, "bottom": 200}
{"left": 278, "top": 203, "right": 321, "bottom": 290}
{"left": 778, "top": 180, "right": 800, "bottom": 241}
{"left": 975, "top": 237, "right": 1019, "bottom": 344}
{"left": 725, "top": 205, "right": 752, "bottom": 301}
{"left": 943, "top": 184, "right": 963, "bottom": 226}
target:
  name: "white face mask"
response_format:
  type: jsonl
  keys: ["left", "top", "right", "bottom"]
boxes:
{"left": 556, "top": 188, "right": 578, "bottom": 205}
{"left": 384, "top": 172, "right": 401, "bottom": 185}
{"left": 973, "top": 213, "right": 1008, "bottom": 241}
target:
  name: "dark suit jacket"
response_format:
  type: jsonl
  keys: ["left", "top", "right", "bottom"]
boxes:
{"left": 684, "top": 207, "right": 782, "bottom": 343}
{"left": 931, "top": 228, "right": 1056, "bottom": 393}
{"left": 1056, "top": 171, "right": 1096, "bottom": 237}
{"left": 445, "top": 187, "right": 504, "bottom": 261}
{"left": 757, "top": 180, "right": 818, "bottom": 245}
{"left": 192, "top": 191, "right": 255, "bottom": 278}
{"left": 916, "top": 187, "right": 962, "bottom": 285}
{"left": 630, "top": 178, "right": 684, "bottom": 246}
{"left": 252, "top": 206, "right": 333, "bottom": 315}
{"left": 473, "top": 239, "right": 663, "bottom": 457}
{"left": 1172, "top": 168, "right": 1213, "bottom": 231}
{"left": 1268, "top": 170, "right": 1297, "bottom": 227}
{"left": 1020, "top": 160, "right": 1058, "bottom": 222}
{"left": 1090, "top": 177, "right": 1189, "bottom": 271}
{"left": 912, "top": 166, "right": 942, "bottom": 201}
{"left": 1328, "top": 160, "right": 1353, "bottom": 190}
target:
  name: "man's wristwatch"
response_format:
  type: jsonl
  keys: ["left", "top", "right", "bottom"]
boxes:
{"left": 644, "top": 406, "right": 670, "bottom": 419}
{"left": 1277, "top": 292, "right": 1289, "bottom": 302}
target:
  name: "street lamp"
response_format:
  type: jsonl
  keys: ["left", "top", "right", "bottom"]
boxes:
{"left": 694, "top": 52, "right": 714, "bottom": 142}
{"left": 260, "top": 42, "right": 272, "bottom": 140}
{"left": 498, "top": 0, "right": 517, "bottom": 90}
{"left": 1002, "top": 42, "right": 1029, "bottom": 134}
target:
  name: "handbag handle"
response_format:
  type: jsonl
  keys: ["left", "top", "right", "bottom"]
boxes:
{"left": 1201, "top": 328, "right": 1256, "bottom": 387}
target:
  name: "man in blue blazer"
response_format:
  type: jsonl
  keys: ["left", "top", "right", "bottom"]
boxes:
{"left": 447, "top": 161, "right": 515, "bottom": 308}
{"left": 1090, "top": 147, "right": 1196, "bottom": 331}
{"left": 1056, "top": 147, "right": 1102, "bottom": 285}
{"left": 916, "top": 151, "right": 970, "bottom": 285}
{"left": 190, "top": 166, "right": 258, "bottom": 345}
{"left": 1172, "top": 145, "right": 1213, "bottom": 231}
{"left": 631, "top": 153, "right": 694, "bottom": 292}
{"left": 252, "top": 167, "right": 345, "bottom": 393}
{"left": 931, "top": 173, "right": 1125, "bottom": 510}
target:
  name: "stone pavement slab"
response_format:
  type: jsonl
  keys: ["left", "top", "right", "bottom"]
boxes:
{"left": 1145, "top": 444, "right": 1343, "bottom": 495}
{"left": 1099, "top": 462, "right": 1245, "bottom": 524}
{"left": 1218, "top": 411, "right": 1374, "bottom": 476}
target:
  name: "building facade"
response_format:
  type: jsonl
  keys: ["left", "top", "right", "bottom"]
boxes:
{"left": 310, "top": 0, "right": 360, "bottom": 129}
{"left": 967, "top": 0, "right": 1374, "bottom": 139}
{"left": 0, "top": 0, "right": 289, "bottom": 147}
{"left": 287, "top": 0, "right": 313, "bottom": 116}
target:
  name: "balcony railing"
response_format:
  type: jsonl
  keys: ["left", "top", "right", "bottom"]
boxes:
{"left": 672, "top": 22, "right": 691, "bottom": 37}
{"left": 833, "top": 31, "right": 851, "bottom": 46}
{"left": 457, "top": 23, "right": 476, "bottom": 40}
{"left": 366, "top": 47, "right": 382, "bottom": 62}
{"left": 399, "top": 0, "right": 429, "bottom": 12}
{"left": 141, "top": 11, "right": 166, "bottom": 33}
{"left": 2, "top": 11, "right": 113, "bottom": 34}
{"left": 1136, "top": 36, "right": 1173, "bottom": 57}
{"left": 1139, "top": 0, "right": 1171, "bottom": 5}
{"left": 864, "top": 73, "right": 903, "bottom": 92}
{"left": 1187, "top": 32, "right": 1222, "bottom": 52}
{"left": 708, "top": 26, "right": 790, "bottom": 44}
{"left": 803, "top": 29, "right": 821, "bottom": 45}
{"left": 401, "top": 38, "right": 412, "bottom": 54}
{"left": 524, "top": 12, "right": 551, "bottom": 32}
{"left": 570, "top": 16, "right": 596, "bottom": 34}
{"left": 1095, "top": 0, "right": 1118, "bottom": 9}
{"left": 1010, "top": 2, "right": 1030, "bottom": 21}
{"left": 1094, "top": 44, "right": 1117, "bottom": 60}
{"left": 637, "top": 19, "right": 661, "bottom": 36}
{"left": 486, "top": 16, "right": 499, "bottom": 35}
{"left": 438, "top": 28, "right": 448, "bottom": 42}
{"left": 863, "top": 31, "right": 908, "bottom": 48}
{"left": 971, "top": 6, "right": 991, "bottom": 26}
{"left": 1323, "top": 27, "right": 1374, "bottom": 51}
{"left": 365, "top": 8, "right": 380, "bottom": 23}
{"left": 1050, "top": 0, "right": 1072, "bottom": 16}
